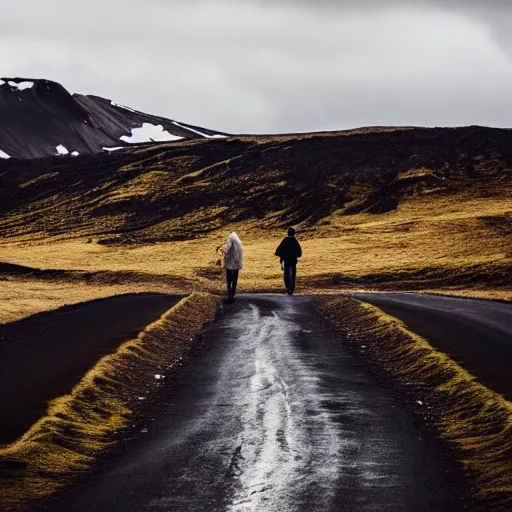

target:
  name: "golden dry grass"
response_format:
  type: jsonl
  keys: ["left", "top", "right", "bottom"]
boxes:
{"left": 316, "top": 296, "right": 512, "bottom": 511}
{"left": 0, "top": 126, "right": 510, "bottom": 321}
{"left": 417, "top": 289, "right": 511, "bottom": 301}
{"left": 0, "top": 292, "right": 220, "bottom": 512}
{"left": 0, "top": 189, "right": 510, "bottom": 322}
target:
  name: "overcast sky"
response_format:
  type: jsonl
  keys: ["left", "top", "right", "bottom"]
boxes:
{"left": 2, "top": 0, "right": 512, "bottom": 133}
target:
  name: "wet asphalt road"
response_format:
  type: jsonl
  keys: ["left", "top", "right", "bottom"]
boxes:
{"left": 46, "top": 295, "right": 464, "bottom": 512}
{"left": 352, "top": 292, "right": 512, "bottom": 400}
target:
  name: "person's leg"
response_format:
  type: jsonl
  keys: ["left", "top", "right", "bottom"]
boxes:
{"left": 284, "top": 265, "right": 295, "bottom": 294}
{"left": 226, "top": 269, "right": 233, "bottom": 297}
{"left": 231, "top": 270, "right": 239, "bottom": 297}
{"left": 284, "top": 264, "right": 290, "bottom": 292}
{"left": 290, "top": 264, "right": 297, "bottom": 294}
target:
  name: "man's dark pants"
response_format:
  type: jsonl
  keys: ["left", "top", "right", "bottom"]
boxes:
{"left": 283, "top": 264, "right": 297, "bottom": 295}
{"left": 226, "top": 269, "right": 239, "bottom": 298}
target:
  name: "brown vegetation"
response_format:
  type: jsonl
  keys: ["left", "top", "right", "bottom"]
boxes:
{"left": 316, "top": 296, "right": 512, "bottom": 511}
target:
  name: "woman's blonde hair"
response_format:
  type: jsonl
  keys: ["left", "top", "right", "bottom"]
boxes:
{"left": 223, "top": 232, "right": 244, "bottom": 269}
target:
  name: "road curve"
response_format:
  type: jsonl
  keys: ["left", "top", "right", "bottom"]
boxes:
{"left": 45, "top": 295, "right": 465, "bottom": 512}
{"left": 0, "top": 293, "right": 180, "bottom": 445}
{"left": 352, "top": 292, "right": 512, "bottom": 400}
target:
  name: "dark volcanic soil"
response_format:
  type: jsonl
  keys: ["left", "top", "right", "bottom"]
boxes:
{"left": 0, "top": 293, "right": 180, "bottom": 445}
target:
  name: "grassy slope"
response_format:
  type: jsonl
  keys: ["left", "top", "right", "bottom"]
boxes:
{"left": 0, "top": 126, "right": 510, "bottom": 319}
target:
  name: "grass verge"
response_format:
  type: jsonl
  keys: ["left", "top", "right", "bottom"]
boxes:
{"left": 316, "top": 296, "right": 512, "bottom": 511}
{"left": 0, "top": 292, "right": 220, "bottom": 511}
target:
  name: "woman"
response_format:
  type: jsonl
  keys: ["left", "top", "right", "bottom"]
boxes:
{"left": 222, "top": 232, "right": 244, "bottom": 300}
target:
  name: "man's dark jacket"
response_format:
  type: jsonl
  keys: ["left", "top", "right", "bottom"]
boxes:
{"left": 275, "top": 236, "right": 302, "bottom": 265}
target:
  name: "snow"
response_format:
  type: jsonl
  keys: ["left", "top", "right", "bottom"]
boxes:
{"left": 8, "top": 80, "right": 34, "bottom": 91}
{"left": 0, "top": 149, "right": 11, "bottom": 159}
{"left": 120, "top": 123, "right": 183, "bottom": 144}
{"left": 56, "top": 144, "right": 69, "bottom": 155}
{"left": 172, "top": 120, "right": 226, "bottom": 139}
{"left": 0, "top": 80, "right": 5, "bottom": 86}
{"left": 103, "top": 146, "right": 126, "bottom": 152}
{"left": 111, "top": 101, "right": 138, "bottom": 114}
{"left": 55, "top": 147, "right": 78, "bottom": 156}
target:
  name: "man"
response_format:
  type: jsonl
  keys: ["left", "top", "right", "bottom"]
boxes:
{"left": 275, "top": 227, "right": 302, "bottom": 295}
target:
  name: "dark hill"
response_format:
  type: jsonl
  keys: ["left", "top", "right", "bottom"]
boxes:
{"left": 0, "top": 78, "right": 227, "bottom": 159}
{"left": 0, "top": 125, "right": 511, "bottom": 242}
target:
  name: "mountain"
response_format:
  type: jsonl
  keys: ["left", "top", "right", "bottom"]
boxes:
{"left": 0, "top": 78, "right": 227, "bottom": 159}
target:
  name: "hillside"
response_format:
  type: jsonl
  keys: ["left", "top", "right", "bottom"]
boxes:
{"left": 0, "top": 78, "right": 226, "bottom": 159}
{"left": 0, "top": 125, "right": 511, "bottom": 320}
{"left": 1, "top": 125, "right": 511, "bottom": 239}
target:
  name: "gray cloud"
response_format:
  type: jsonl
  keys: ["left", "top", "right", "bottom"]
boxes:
{"left": 1, "top": 0, "right": 512, "bottom": 133}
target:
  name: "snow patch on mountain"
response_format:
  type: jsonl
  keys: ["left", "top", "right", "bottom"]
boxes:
{"left": 111, "top": 101, "right": 139, "bottom": 114}
{"left": 56, "top": 145, "right": 69, "bottom": 155}
{"left": 173, "top": 121, "right": 227, "bottom": 139}
{"left": 120, "top": 123, "right": 183, "bottom": 143}
{"left": 71, "top": 151, "right": 79, "bottom": 157}
{"left": 8, "top": 80, "right": 34, "bottom": 91}
{"left": 103, "top": 146, "right": 127, "bottom": 152}
{"left": 0, "top": 149, "right": 11, "bottom": 159}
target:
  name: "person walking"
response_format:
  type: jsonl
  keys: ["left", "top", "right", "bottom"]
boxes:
{"left": 275, "top": 227, "right": 302, "bottom": 295}
{"left": 222, "top": 232, "right": 244, "bottom": 300}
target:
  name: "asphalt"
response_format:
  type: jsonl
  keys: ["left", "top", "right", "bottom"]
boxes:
{"left": 352, "top": 292, "right": 512, "bottom": 400}
{"left": 45, "top": 295, "right": 466, "bottom": 512}
{"left": 0, "top": 293, "right": 180, "bottom": 445}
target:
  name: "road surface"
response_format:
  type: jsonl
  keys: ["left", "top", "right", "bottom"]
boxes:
{"left": 46, "top": 295, "right": 465, "bottom": 512}
{"left": 352, "top": 292, "right": 512, "bottom": 400}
